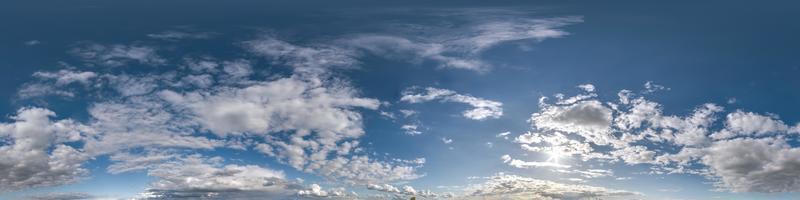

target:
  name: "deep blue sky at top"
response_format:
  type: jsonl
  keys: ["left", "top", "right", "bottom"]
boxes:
{"left": 3, "top": 0, "right": 799, "bottom": 118}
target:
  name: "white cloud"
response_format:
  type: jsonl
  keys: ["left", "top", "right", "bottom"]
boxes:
{"left": 466, "top": 174, "right": 639, "bottom": 199}
{"left": 501, "top": 155, "right": 571, "bottom": 169}
{"left": 577, "top": 84, "right": 595, "bottom": 92}
{"left": 643, "top": 81, "right": 669, "bottom": 93}
{"left": 531, "top": 100, "right": 614, "bottom": 145}
{"left": 244, "top": 36, "right": 358, "bottom": 74}
{"left": 610, "top": 145, "right": 657, "bottom": 165}
{"left": 178, "top": 74, "right": 215, "bottom": 88}
{"left": 519, "top": 83, "right": 800, "bottom": 194}
{"left": 70, "top": 43, "right": 165, "bottom": 67}
{"left": 147, "top": 155, "right": 286, "bottom": 191}
{"left": 0, "top": 108, "right": 89, "bottom": 191}
{"left": 533, "top": 99, "right": 612, "bottom": 131}
{"left": 297, "top": 184, "right": 348, "bottom": 198}
{"left": 366, "top": 184, "right": 439, "bottom": 198}
{"left": 137, "top": 155, "right": 298, "bottom": 199}
{"left": 17, "top": 83, "right": 76, "bottom": 99}
{"left": 554, "top": 169, "right": 614, "bottom": 179}
{"left": 103, "top": 74, "right": 160, "bottom": 97}
{"left": 702, "top": 137, "right": 800, "bottom": 193}
{"left": 401, "top": 87, "right": 502, "bottom": 120}
{"left": 4, "top": 16, "right": 584, "bottom": 194}
{"left": 222, "top": 59, "right": 253, "bottom": 78}
{"left": 33, "top": 70, "right": 97, "bottom": 86}
{"left": 711, "top": 110, "right": 790, "bottom": 140}
{"left": 401, "top": 124, "right": 422, "bottom": 135}
{"left": 82, "top": 96, "right": 224, "bottom": 156}
{"left": 159, "top": 75, "right": 379, "bottom": 137}
{"left": 514, "top": 131, "right": 604, "bottom": 161}
{"left": 442, "top": 137, "right": 453, "bottom": 144}
{"left": 153, "top": 73, "right": 419, "bottom": 184}
{"left": 398, "top": 109, "right": 417, "bottom": 117}
{"left": 106, "top": 150, "right": 178, "bottom": 174}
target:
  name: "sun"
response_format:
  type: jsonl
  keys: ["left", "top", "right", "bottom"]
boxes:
{"left": 545, "top": 147, "right": 565, "bottom": 163}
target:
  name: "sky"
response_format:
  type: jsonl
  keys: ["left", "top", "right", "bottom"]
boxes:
{"left": 2, "top": 0, "right": 800, "bottom": 199}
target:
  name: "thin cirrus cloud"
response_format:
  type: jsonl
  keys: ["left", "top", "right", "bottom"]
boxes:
{"left": 69, "top": 42, "right": 166, "bottom": 67}
{"left": 400, "top": 87, "right": 503, "bottom": 120}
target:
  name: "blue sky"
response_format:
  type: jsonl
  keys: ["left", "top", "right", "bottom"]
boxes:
{"left": 2, "top": 1, "right": 800, "bottom": 200}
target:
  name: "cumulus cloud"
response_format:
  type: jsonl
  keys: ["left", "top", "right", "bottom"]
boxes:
{"left": 496, "top": 131, "right": 511, "bottom": 139}
{"left": 0, "top": 108, "right": 89, "bottom": 191}
{"left": 18, "top": 83, "right": 77, "bottom": 99}
{"left": 501, "top": 155, "right": 571, "bottom": 169}
{"left": 17, "top": 69, "right": 97, "bottom": 98}
{"left": 531, "top": 100, "right": 613, "bottom": 145}
{"left": 517, "top": 83, "right": 800, "bottom": 193}
{"left": 33, "top": 70, "right": 97, "bottom": 86}
{"left": 441, "top": 137, "right": 453, "bottom": 144}
{"left": 158, "top": 75, "right": 379, "bottom": 137}
{"left": 5, "top": 12, "right": 587, "bottom": 195}
{"left": 70, "top": 43, "right": 165, "bottom": 67}
{"left": 297, "top": 184, "right": 348, "bottom": 198}
{"left": 401, "top": 124, "right": 422, "bottom": 135}
{"left": 465, "top": 174, "right": 639, "bottom": 200}
{"left": 702, "top": 137, "right": 800, "bottom": 193}
{"left": 82, "top": 96, "right": 224, "bottom": 156}
{"left": 401, "top": 87, "right": 502, "bottom": 120}
{"left": 221, "top": 59, "right": 253, "bottom": 78}
{"left": 514, "top": 131, "right": 602, "bottom": 161}
{"left": 711, "top": 110, "right": 791, "bottom": 140}
{"left": 136, "top": 154, "right": 301, "bottom": 199}
{"left": 147, "top": 155, "right": 287, "bottom": 191}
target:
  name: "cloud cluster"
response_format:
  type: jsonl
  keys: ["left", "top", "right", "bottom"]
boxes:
{"left": 507, "top": 83, "right": 800, "bottom": 192}
{"left": 703, "top": 137, "right": 800, "bottom": 192}
{"left": 0, "top": 108, "right": 89, "bottom": 191}
{"left": 297, "top": 184, "right": 348, "bottom": 198}
{"left": 401, "top": 87, "right": 502, "bottom": 120}
{"left": 465, "top": 174, "right": 638, "bottom": 200}
{"left": 6, "top": 34, "right": 429, "bottom": 194}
